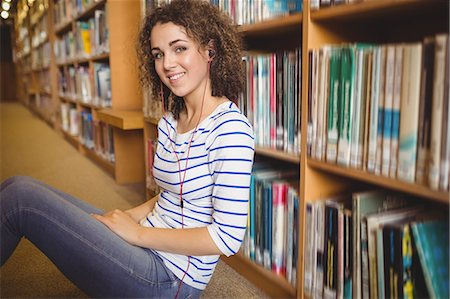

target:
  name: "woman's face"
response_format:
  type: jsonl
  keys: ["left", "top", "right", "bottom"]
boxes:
{"left": 150, "top": 22, "right": 210, "bottom": 99}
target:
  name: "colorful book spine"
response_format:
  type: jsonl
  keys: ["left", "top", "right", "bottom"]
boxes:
{"left": 397, "top": 43, "right": 423, "bottom": 182}
{"left": 382, "top": 45, "right": 395, "bottom": 176}
{"left": 337, "top": 46, "right": 355, "bottom": 167}
{"left": 327, "top": 47, "right": 341, "bottom": 163}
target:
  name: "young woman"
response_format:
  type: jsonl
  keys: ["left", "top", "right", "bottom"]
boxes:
{"left": 0, "top": 0, "right": 254, "bottom": 298}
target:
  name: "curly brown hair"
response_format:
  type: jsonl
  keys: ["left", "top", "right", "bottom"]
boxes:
{"left": 137, "top": 0, "right": 244, "bottom": 119}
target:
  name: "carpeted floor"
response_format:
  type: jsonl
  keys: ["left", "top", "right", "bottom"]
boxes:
{"left": 0, "top": 102, "right": 268, "bottom": 298}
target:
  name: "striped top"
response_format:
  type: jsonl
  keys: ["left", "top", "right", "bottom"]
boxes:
{"left": 140, "top": 101, "right": 255, "bottom": 290}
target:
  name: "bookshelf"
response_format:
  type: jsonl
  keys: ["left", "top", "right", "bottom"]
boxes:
{"left": 142, "top": 0, "right": 450, "bottom": 298}
{"left": 301, "top": 1, "right": 449, "bottom": 299}
{"left": 13, "top": 0, "right": 146, "bottom": 185}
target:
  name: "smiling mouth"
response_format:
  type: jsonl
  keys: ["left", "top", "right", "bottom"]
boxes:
{"left": 168, "top": 73, "right": 185, "bottom": 81}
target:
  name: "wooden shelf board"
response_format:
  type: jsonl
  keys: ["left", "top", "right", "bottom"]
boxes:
{"left": 255, "top": 146, "right": 300, "bottom": 164}
{"left": 311, "top": 0, "right": 447, "bottom": 22}
{"left": 222, "top": 253, "right": 296, "bottom": 298}
{"left": 239, "top": 13, "right": 302, "bottom": 37}
{"left": 55, "top": 20, "right": 72, "bottom": 35}
{"left": 98, "top": 109, "right": 144, "bottom": 130}
{"left": 75, "top": 0, "right": 107, "bottom": 21}
{"left": 308, "top": 159, "right": 449, "bottom": 203}
{"left": 62, "top": 130, "right": 80, "bottom": 149}
{"left": 144, "top": 116, "right": 160, "bottom": 126}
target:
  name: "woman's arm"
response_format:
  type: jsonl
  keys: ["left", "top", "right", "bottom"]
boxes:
{"left": 124, "top": 194, "right": 159, "bottom": 223}
{"left": 92, "top": 209, "right": 222, "bottom": 256}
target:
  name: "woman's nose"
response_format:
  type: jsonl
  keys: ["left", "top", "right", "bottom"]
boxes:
{"left": 163, "top": 53, "right": 176, "bottom": 70}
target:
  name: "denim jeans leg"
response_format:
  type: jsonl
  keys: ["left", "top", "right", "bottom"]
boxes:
{"left": 0, "top": 176, "right": 202, "bottom": 299}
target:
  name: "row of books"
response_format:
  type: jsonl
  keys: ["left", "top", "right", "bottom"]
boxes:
{"left": 304, "top": 191, "right": 449, "bottom": 299}
{"left": 58, "top": 63, "right": 111, "bottom": 108}
{"left": 37, "top": 69, "right": 51, "bottom": 95}
{"left": 54, "top": 0, "right": 103, "bottom": 28}
{"left": 146, "top": 0, "right": 302, "bottom": 25}
{"left": 31, "top": 42, "right": 51, "bottom": 71}
{"left": 54, "top": 9, "right": 109, "bottom": 62}
{"left": 311, "top": 0, "right": 359, "bottom": 10}
{"left": 211, "top": 0, "right": 302, "bottom": 25}
{"left": 307, "top": 33, "right": 450, "bottom": 191}
{"left": 240, "top": 49, "right": 301, "bottom": 155}
{"left": 143, "top": 89, "right": 163, "bottom": 120}
{"left": 31, "top": 12, "right": 48, "bottom": 49}
{"left": 241, "top": 163, "right": 299, "bottom": 287}
{"left": 60, "top": 103, "right": 115, "bottom": 163}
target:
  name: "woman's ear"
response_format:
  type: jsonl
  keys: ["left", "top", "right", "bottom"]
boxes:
{"left": 207, "top": 40, "right": 216, "bottom": 61}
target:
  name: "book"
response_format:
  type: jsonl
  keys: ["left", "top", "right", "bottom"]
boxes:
{"left": 327, "top": 47, "right": 341, "bottom": 163}
{"left": 416, "top": 37, "right": 435, "bottom": 185}
{"left": 429, "top": 34, "right": 449, "bottom": 189}
{"left": 382, "top": 45, "right": 396, "bottom": 177}
{"left": 411, "top": 220, "right": 450, "bottom": 299}
{"left": 439, "top": 36, "right": 450, "bottom": 191}
{"left": 337, "top": 46, "right": 355, "bottom": 167}
{"left": 389, "top": 44, "right": 404, "bottom": 178}
{"left": 397, "top": 43, "right": 423, "bottom": 182}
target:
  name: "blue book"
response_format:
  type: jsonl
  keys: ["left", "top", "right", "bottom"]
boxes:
{"left": 411, "top": 220, "right": 449, "bottom": 299}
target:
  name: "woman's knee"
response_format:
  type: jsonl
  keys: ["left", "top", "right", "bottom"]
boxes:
{"left": 1, "top": 175, "right": 37, "bottom": 192}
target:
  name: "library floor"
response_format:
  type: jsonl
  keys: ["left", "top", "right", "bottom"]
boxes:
{"left": 0, "top": 102, "right": 268, "bottom": 299}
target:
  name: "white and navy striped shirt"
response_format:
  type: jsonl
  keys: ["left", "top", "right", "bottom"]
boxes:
{"left": 140, "top": 101, "right": 255, "bottom": 290}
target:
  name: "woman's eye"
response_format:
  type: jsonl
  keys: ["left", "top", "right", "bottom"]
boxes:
{"left": 153, "top": 52, "right": 163, "bottom": 60}
{"left": 175, "top": 47, "right": 187, "bottom": 53}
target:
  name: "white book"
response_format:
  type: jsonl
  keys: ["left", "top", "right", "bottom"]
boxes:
{"left": 429, "top": 34, "right": 448, "bottom": 189}
{"left": 350, "top": 46, "right": 365, "bottom": 168}
{"left": 375, "top": 46, "right": 387, "bottom": 175}
{"left": 316, "top": 47, "right": 330, "bottom": 161}
{"left": 367, "top": 46, "right": 381, "bottom": 173}
{"left": 326, "top": 47, "right": 341, "bottom": 163}
{"left": 382, "top": 45, "right": 396, "bottom": 176}
{"left": 389, "top": 44, "right": 404, "bottom": 178}
{"left": 439, "top": 37, "right": 450, "bottom": 191}
{"left": 312, "top": 50, "right": 320, "bottom": 159}
{"left": 398, "top": 43, "right": 423, "bottom": 182}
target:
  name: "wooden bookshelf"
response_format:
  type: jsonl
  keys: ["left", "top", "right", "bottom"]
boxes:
{"left": 299, "top": 1, "right": 449, "bottom": 298}
{"left": 97, "top": 109, "right": 144, "bottom": 130}
{"left": 308, "top": 159, "right": 449, "bottom": 204}
{"left": 13, "top": 0, "right": 146, "bottom": 185}
{"left": 137, "top": 1, "right": 449, "bottom": 298}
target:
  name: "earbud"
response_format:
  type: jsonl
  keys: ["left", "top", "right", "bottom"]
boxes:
{"left": 208, "top": 49, "right": 215, "bottom": 59}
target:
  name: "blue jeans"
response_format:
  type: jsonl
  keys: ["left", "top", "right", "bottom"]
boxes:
{"left": 0, "top": 176, "right": 202, "bottom": 299}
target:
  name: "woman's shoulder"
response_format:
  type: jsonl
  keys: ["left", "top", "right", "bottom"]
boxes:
{"left": 208, "top": 101, "right": 251, "bottom": 129}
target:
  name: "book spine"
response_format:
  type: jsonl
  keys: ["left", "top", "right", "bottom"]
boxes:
{"left": 439, "top": 36, "right": 450, "bottom": 191}
{"left": 337, "top": 46, "right": 354, "bottom": 167}
{"left": 368, "top": 46, "right": 381, "bottom": 173}
{"left": 415, "top": 37, "right": 435, "bottom": 185}
{"left": 398, "top": 44, "right": 422, "bottom": 183}
{"left": 350, "top": 47, "right": 364, "bottom": 168}
{"left": 382, "top": 45, "right": 396, "bottom": 176}
{"left": 429, "top": 34, "right": 448, "bottom": 189}
{"left": 304, "top": 203, "right": 314, "bottom": 296}
{"left": 375, "top": 46, "right": 387, "bottom": 175}
{"left": 272, "top": 182, "right": 286, "bottom": 276}
{"left": 389, "top": 45, "right": 403, "bottom": 178}
{"left": 327, "top": 47, "right": 341, "bottom": 163}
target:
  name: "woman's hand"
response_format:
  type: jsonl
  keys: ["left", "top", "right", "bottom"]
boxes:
{"left": 92, "top": 209, "right": 143, "bottom": 245}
